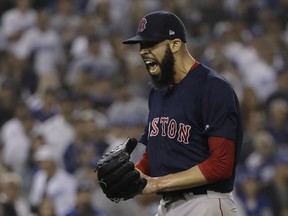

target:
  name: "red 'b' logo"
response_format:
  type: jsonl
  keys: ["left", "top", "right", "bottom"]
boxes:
{"left": 137, "top": 18, "right": 147, "bottom": 32}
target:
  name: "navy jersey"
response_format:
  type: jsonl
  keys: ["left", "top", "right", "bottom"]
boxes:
{"left": 139, "top": 63, "right": 243, "bottom": 192}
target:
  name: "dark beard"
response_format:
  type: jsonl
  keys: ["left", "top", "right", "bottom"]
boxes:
{"left": 149, "top": 45, "right": 175, "bottom": 89}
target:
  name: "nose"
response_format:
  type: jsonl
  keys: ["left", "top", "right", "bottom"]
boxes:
{"left": 139, "top": 47, "right": 149, "bottom": 55}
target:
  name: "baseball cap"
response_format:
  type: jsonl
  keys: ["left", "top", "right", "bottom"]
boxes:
{"left": 123, "top": 11, "right": 186, "bottom": 44}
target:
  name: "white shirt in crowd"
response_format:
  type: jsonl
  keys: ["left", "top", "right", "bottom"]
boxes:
{"left": 1, "top": 7, "right": 36, "bottom": 38}
{"left": 223, "top": 42, "right": 277, "bottom": 102}
{"left": 36, "top": 115, "right": 75, "bottom": 165}
{"left": 0, "top": 7, "right": 36, "bottom": 52}
{"left": 29, "top": 169, "right": 77, "bottom": 216}
{"left": 13, "top": 27, "right": 65, "bottom": 77}
{"left": 0, "top": 118, "right": 31, "bottom": 175}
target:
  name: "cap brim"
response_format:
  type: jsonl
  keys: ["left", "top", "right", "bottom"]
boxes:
{"left": 123, "top": 35, "right": 159, "bottom": 44}
{"left": 122, "top": 35, "right": 141, "bottom": 44}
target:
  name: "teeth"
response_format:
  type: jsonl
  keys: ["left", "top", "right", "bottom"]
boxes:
{"left": 145, "top": 60, "right": 153, "bottom": 64}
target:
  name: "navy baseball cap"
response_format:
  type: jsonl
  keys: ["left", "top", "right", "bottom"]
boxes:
{"left": 123, "top": 11, "right": 187, "bottom": 44}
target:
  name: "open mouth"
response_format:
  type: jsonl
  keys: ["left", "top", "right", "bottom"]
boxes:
{"left": 144, "top": 59, "right": 158, "bottom": 73}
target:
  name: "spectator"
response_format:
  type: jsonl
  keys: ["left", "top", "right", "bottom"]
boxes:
{"left": 36, "top": 89, "right": 76, "bottom": 165}
{"left": 0, "top": 101, "right": 36, "bottom": 175}
{"left": 265, "top": 99, "right": 288, "bottom": 151}
{"left": 29, "top": 145, "right": 77, "bottom": 216}
{"left": 13, "top": 9, "right": 65, "bottom": 86}
{"left": 265, "top": 68, "right": 288, "bottom": 108}
{"left": 65, "top": 181, "right": 108, "bottom": 216}
{"left": 106, "top": 82, "right": 149, "bottom": 151}
{"left": 106, "top": 82, "right": 148, "bottom": 131}
{"left": 0, "top": 172, "right": 32, "bottom": 216}
{"left": 240, "top": 109, "right": 267, "bottom": 164}
{"left": 50, "top": 0, "right": 81, "bottom": 49}
{"left": 63, "top": 110, "right": 108, "bottom": 174}
{"left": 67, "top": 33, "right": 119, "bottom": 86}
{"left": 29, "top": 88, "right": 58, "bottom": 123}
{"left": 236, "top": 171, "right": 273, "bottom": 216}
{"left": 241, "top": 87, "right": 263, "bottom": 125}
{"left": 0, "top": 0, "right": 36, "bottom": 50}
{"left": 68, "top": 34, "right": 118, "bottom": 109}
{"left": 261, "top": 153, "right": 288, "bottom": 216}
{"left": 240, "top": 35, "right": 279, "bottom": 102}
{"left": 245, "top": 130, "right": 276, "bottom": 184}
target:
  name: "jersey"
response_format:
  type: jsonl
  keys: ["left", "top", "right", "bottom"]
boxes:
{"left": 139, "top": 62, "right": 243, "bottom": 193}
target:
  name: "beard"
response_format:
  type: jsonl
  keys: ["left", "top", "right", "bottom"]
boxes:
{"left": 149, "top": 45, "right": 175, "bottom": 89}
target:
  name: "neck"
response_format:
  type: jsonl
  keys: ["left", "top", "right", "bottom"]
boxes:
{"left": 174, "top": 47, "right": 196, "bottom": 84}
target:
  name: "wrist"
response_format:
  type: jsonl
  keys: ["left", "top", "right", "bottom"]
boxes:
{"left": 149, "top": 175, "right": 170, "bottom": 193}
{"left": 142, "top": 177, "right": 161, "bottom": 194}
{"left": 149, "top": 177, "right": 160, "bottom": 192}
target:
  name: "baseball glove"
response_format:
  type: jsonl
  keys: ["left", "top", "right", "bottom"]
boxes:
{"left": 95, "top": 137, "right": 147, "bottom": 203}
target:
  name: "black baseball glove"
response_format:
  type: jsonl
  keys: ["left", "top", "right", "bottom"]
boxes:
{"left": 95, "top": 137, "right": 147, "bottom": 203}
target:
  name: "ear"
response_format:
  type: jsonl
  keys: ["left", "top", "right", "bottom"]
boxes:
{"left": 169, "top": 39, "right": 182, "bottom": 53}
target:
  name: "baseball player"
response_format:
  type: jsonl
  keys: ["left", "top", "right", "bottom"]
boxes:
{"left": 96, "top": 10, "right": 243, "bottom": 216}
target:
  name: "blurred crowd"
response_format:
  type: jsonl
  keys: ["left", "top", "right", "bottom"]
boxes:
{"left": 0, "top": 0, "right": 287, "bottom": 216}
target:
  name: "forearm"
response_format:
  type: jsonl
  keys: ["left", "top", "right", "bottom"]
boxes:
{"left": 138, "top": 137, "right": 235, "bottom": 195}
{"left": 139, "top": 165, "right": 208, "bottom": 194}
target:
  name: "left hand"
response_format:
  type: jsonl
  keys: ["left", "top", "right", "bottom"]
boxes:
{"left": 95, "top": 138, "right": 147, "bottom": 202}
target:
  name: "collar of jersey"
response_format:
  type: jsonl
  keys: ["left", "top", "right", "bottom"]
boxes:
{"left": 168, "top": 61, "right": 200, "bottom": 89}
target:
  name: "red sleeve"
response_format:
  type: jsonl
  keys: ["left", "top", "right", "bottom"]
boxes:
{"left": 198, "top": 137, "right": 235, "bottom": 182}
{"left": 135, "top": 149, "right": 151, "bottom": 176}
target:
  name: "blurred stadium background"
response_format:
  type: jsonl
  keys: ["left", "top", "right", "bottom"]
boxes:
{"left": 0, "top": 0, "right": 287, "bottom": 215}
